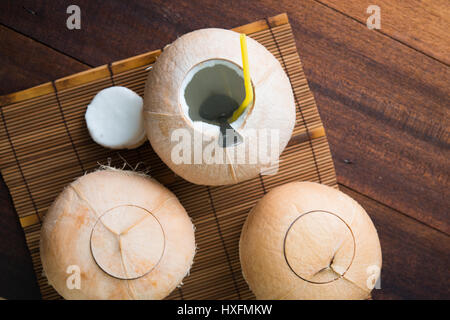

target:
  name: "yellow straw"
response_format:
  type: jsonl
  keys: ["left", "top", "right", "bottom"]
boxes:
{"left": 229, "top": 33, "right": 253, "bottom": 123}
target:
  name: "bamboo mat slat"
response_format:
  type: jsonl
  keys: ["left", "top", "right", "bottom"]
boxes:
{"left": 0, "top": 13, "right": 337, "bottom": 300}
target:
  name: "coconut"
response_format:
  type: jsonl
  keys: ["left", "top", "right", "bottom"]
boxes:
{"left": 239, "top": 182, "right": 382, "bottom": 300}
{"left": 144, "top": 28, "right": 296, "bottom": 185}
{"left": 85, "top": 86, "right": 146, "bottom": 149}
{"left": 40, "top": 169, "right": 195, "bottom": 300}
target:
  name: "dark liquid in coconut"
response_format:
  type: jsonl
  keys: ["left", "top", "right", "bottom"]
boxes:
{"left": 198, "top": 94, "right": 239, "bottom": 124}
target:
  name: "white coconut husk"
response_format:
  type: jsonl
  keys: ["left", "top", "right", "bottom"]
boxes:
{"left": 40, "top": 169, "right": 195, "bottom": 300}
{"left": 239, "top": 182, "right": 382, "bottom": 300}
{"left": 144, "top": 28, "right": 296, "bottom": 185}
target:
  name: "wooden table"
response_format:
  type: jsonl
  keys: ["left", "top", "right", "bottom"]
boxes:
{"left": 0, "top": 0, "right": 448, "bottom": 300}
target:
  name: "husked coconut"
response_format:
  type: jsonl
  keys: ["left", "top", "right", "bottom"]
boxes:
{"left": 40, "top": 169, "right": 196, "bottom": 300}
{"left": 85, "top": 86, "right": 146, "bottom": 149}
{"left": 144, "top": 28, "right": 296, "bottom": 185}
{"left": 239, "top": 182, "right": 382, "bottom": 300}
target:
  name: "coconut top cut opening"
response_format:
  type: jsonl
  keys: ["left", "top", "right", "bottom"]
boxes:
{"left": 179, "top": 59, "right": 253, "bottom": 137}
{"left": 283, "top": 210, "right": 356, "bottom": 284}
{"left": 90, "top": 204, "right": 166, "bottom": 280}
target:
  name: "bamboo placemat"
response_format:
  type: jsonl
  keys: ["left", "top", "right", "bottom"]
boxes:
{"left": 0, "top": 13, "right": 337, "bottom": 300}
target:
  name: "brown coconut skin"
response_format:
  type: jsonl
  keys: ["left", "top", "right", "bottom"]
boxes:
{"left": 239, "top": 182, "right": 382, "bottom": 300}
{"left": 40, "top": 169, "right": 196, "bottom": 300}
{"left": 144, "top": 28, "right": 296, "bottom": 185}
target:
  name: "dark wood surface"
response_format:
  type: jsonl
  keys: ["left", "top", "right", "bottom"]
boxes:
{"left": 0, "top": 0, "right": 448, "bottom": 300}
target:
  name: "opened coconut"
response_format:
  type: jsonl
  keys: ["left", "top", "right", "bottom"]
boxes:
{"left": 239, "top": 182, "right": 382, "bottom": 300}
{"left": 40, "top": 169, "right": 195, "bottom": 300}
{"left": 144, "top": 28, "right": 295, "bottom": 185}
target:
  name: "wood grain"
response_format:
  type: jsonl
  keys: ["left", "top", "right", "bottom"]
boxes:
{"left": 341, "top": 185, "right": 450, "bottom": 300}
{"left": 290, "top": 1, "right": 450, "bottom": 233}
{"left": 0, "top": 175, "right": 41, "bottom": 299}
{"left": 0, "top": 24, "right": 89, "bottom": 299}
{"left": 0, "top": 25, "right": 89, "bottom": 96}
{"left": 318, "top": 0, "right": 450, "bottom": 65}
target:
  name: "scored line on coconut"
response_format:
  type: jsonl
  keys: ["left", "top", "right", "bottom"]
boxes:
{"left": 71, "top": 165, "right": 170, "bottom": 281}
{"left": 283, "top": 210, "right": 356, "bottom": 285}
{"left": 41, "top": 169, "right": 196, "bottom": 299}
{"left": 90, "top": 204, "right": 167, "bottom": 281}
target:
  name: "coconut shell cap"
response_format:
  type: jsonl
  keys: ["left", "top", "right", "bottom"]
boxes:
{"left": 144, "top": 28, "right": 296, "bottom": 185}
{"left": 40, "top": 169, "right": 196, "bottom": 300}
{"left": 239, "top": 182, "right": 382, "bottom": 300}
